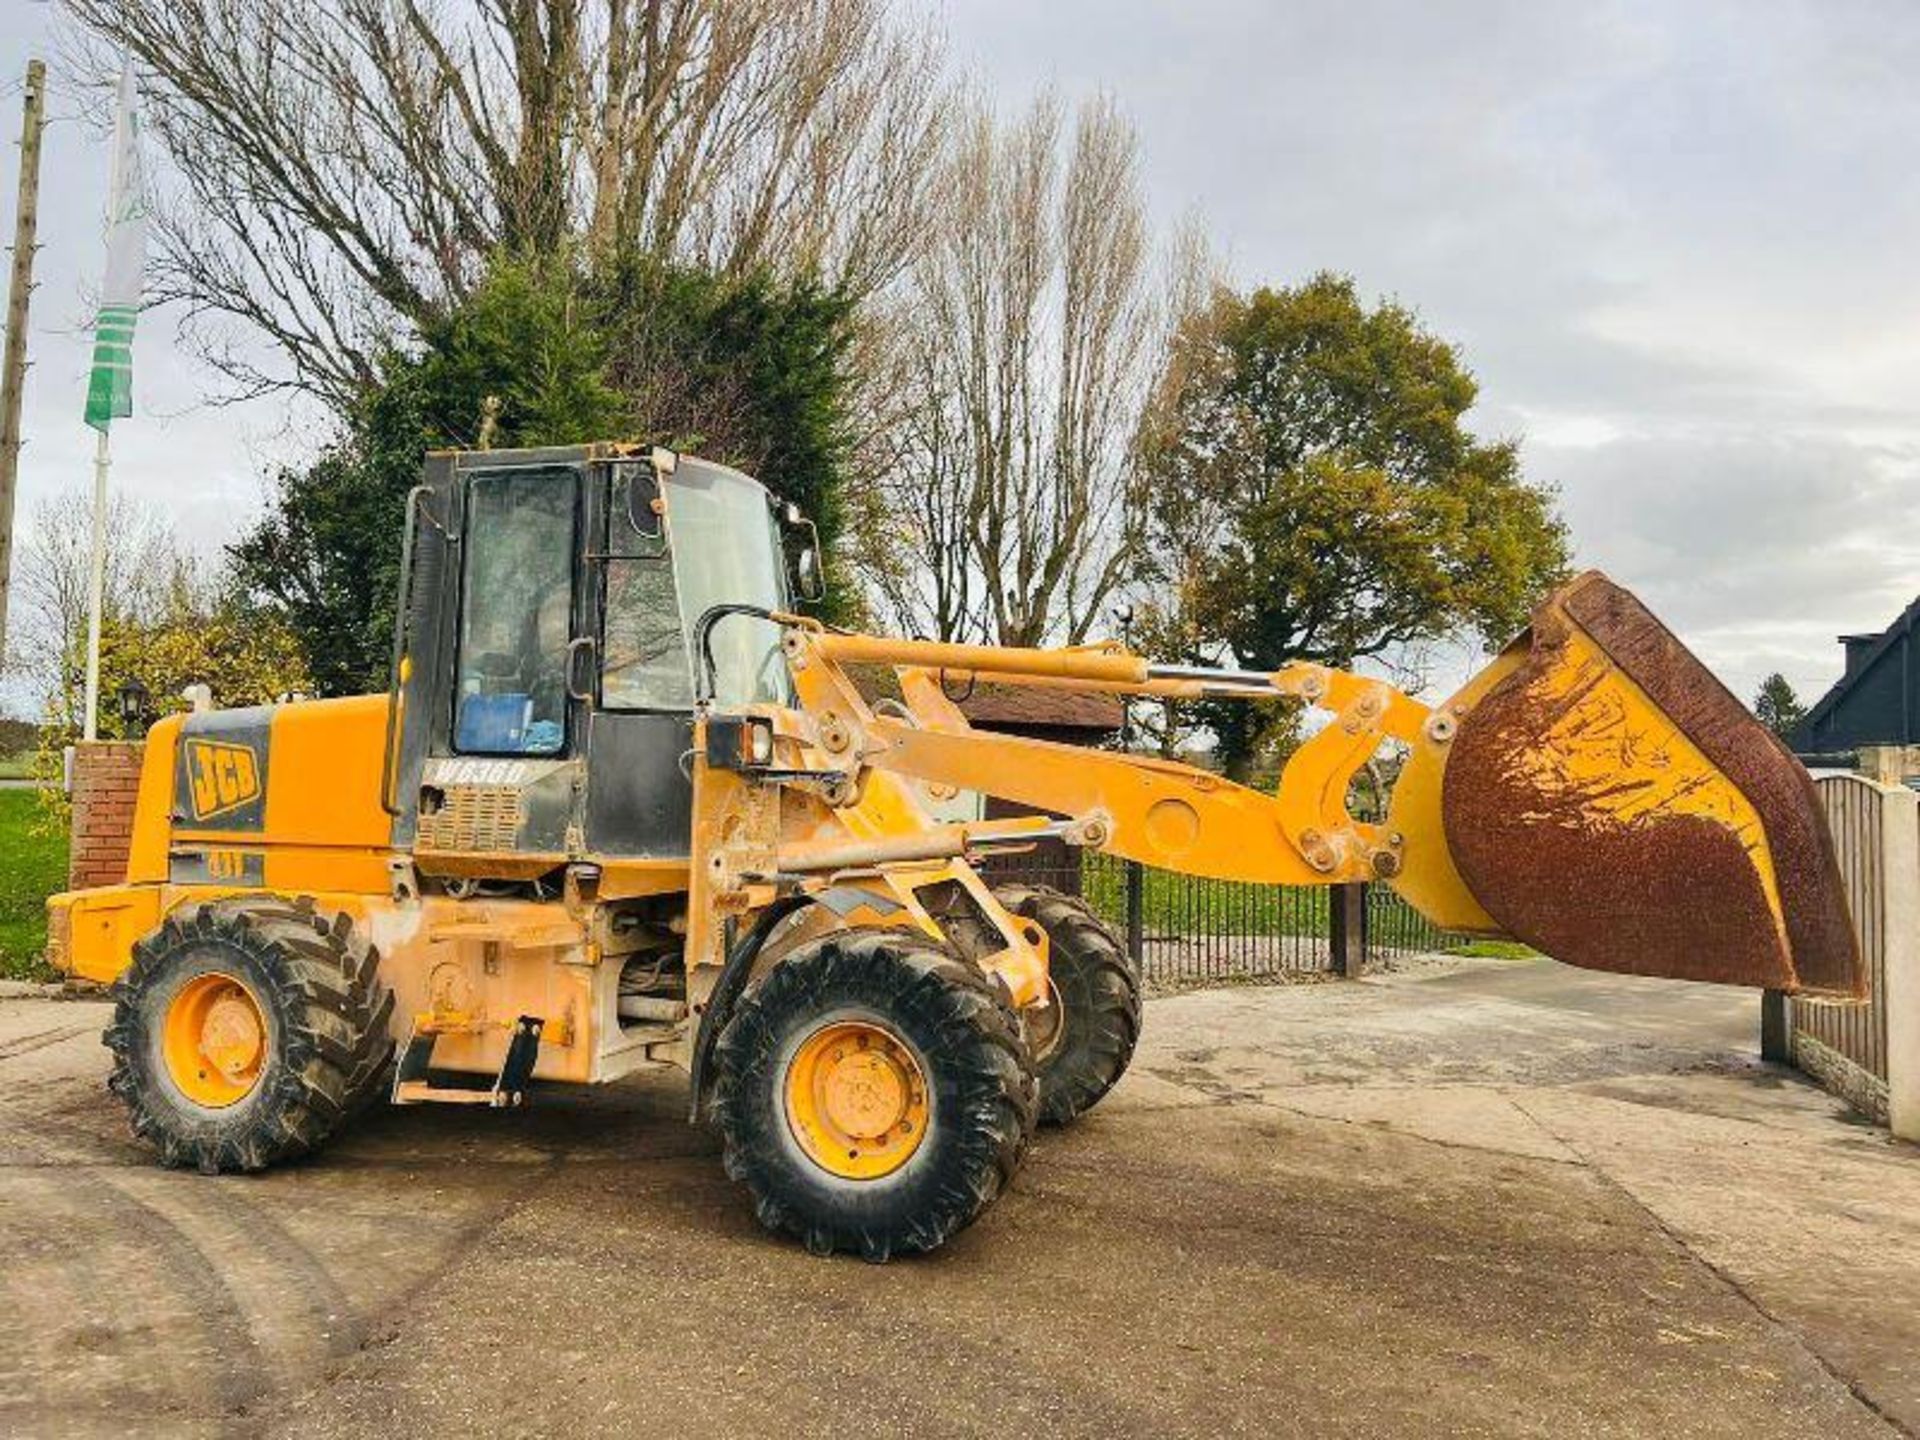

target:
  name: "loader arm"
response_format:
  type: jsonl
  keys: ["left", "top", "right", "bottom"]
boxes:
{"left": 769, "top": 570, "right": 1863, "bottom": 999}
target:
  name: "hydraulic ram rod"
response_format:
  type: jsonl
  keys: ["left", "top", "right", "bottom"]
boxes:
{"left": 800, "top": 629, "right": 1345, "bottom": 704}
{"left": 766, "top": 818, "right": 1091, "bottom": 877}
{"left": 805, "top": 632, "right": 1149, "bottom": 685}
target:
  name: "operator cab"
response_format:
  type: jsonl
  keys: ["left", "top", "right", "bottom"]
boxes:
{"left": 384, "top": 443, "right": 819, "bottom": 875}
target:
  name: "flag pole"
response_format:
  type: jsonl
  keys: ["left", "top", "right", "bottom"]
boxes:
{"left": 81, "top": 65, "right": 142, "bottom": 741}
{"left": 82, "top": 427, "right": 108, "bottom": 740}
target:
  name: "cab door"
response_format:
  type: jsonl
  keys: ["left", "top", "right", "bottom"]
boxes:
{"left": 583, "top": 460, "right": 696, "bottom": 858}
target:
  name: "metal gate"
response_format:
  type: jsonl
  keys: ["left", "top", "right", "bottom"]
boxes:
{"left": 977, "top": 847, "right": 1471, "bottom": 986}
{"left": 980, "top": 850, "right": 1338, "bottom": 985}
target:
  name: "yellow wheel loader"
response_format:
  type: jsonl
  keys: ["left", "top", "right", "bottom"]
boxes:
{"left": 48, "top": 443, "right": 1864, "bottom": 1259}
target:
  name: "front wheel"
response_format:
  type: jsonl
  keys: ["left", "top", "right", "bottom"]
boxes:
{"left": 711, "top": 929, "right": 1037, "bottom": 1261}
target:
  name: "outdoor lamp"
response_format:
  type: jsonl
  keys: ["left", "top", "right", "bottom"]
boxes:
{"left": 117, "top": 677, "right": 150, "bottom": 739}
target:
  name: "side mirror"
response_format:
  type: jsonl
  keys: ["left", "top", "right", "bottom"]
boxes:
{"left": 795, "top": 542, "right": 824, "bottom": 602}
{"left": 787, "top": 512, "right": 826, "bottom": 602}
{"left": 625, "top": 467, "right": 664, "bottom": 541}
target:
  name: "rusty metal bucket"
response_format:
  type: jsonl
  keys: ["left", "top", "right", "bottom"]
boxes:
{"left": 1388, "top": 572, "right": 1864, "bottom": 998}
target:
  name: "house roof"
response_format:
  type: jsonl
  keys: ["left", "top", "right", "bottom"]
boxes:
{"left": 954, "top": 683, "right": 1125, "bottom": 731}
{"left": 1794, "top": 593, "right": 1920, "bottom": 747}
{"left": 845, "top": 665, "right": 1123, "bottom": 733}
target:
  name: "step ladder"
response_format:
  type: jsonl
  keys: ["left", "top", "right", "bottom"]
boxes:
{"left": 391, "top": 1014, "right": 544, "bottom": 1107}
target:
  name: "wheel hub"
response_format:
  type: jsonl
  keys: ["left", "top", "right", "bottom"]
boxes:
{"left": 823, "top": 1050, "right": 907, "bottom": 1138}
{"left": 162, "top": 972, "right": 267, "bottom": 1108}
{"left": 201, "top": 993, "right": 264, "bottom": 1077}
{"left": 785, "top": 1020, "right": 929, "bottom": 1180}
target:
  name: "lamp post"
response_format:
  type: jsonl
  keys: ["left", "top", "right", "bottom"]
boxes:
{"left": 1112, "top": 604, "right": 1136, "bottom": 752}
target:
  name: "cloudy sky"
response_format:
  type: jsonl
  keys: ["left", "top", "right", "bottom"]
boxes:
{"left": 940, "top": 0, "right": 1920, "bottom": 708}
{"left": 0, "top": 1, "right": 323, "bottom": 714}
{"left": 0, "top": 2, "right": 323, "bottom": 513}
{"left": 0, "top": 0, "right": 1914, "bottom": 713}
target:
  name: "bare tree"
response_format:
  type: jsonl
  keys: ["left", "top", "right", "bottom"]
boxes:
{"left": 9, "top": 489, "right": 197, "bottom": 723}
{"left": 59, "top": 0, "right": 949, "bottom": 403}
{"left": 846, "top": 292, "right": 980, "bottom": 640}
{"left": 857, "top": 93, "right": 1186, "bottom": 648}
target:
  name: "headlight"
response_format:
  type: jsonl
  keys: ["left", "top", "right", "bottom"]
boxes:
{"left": 704, "top": 716, "right": 778, "bottom": 771}
{"left": 748, "top": 720, "right": 775, "bottom": 765}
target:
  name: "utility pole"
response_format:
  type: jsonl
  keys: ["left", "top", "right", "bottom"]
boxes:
{"left": 0, "top": 60, "right": 47, "bottom": 666}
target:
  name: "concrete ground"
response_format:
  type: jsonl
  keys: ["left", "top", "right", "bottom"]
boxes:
{"left": 2, "top": 957, "right": 1916, "bottom": 1439}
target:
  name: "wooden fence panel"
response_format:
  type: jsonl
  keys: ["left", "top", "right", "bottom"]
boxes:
{"left": 1788, "top": 774, "right": 1905, "bottom": 1116}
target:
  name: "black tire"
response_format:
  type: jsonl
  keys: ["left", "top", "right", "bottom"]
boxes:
{"left": 997, "top": 886, "right": 1142, "bottom": 1126}
{"left": 711, "top": 929, "right": 1037, "bottom": 1261}
{"left": 327, "top": 911, "right": 398, "bottom": 1115}
{"left": 104, "top": 898, "right": 394, "bottom": 1174}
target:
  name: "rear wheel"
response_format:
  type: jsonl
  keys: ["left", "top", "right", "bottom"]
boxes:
{"left": 712, "top": 928, "right": 1037, "bottom": 1260}
{"left": 997, "top": 886, "right": 1142, "bottom": 1125}
{"left": 105, "top": 899, "right": 394, "bottom": 1173}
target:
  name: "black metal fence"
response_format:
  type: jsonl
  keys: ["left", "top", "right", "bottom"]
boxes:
{"left": 979, "top": 848, "right": 1468, "bottom": 988}
{"left": 1366, "top": 882, "right": 1463, "bottom": 959}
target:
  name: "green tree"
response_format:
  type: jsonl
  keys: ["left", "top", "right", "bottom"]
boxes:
{"left": 232, "top": 254, "right": 858, "bottom": 695}
{"left": 67, "top": 0, "right": 944, "bottom": 403}
{"left": 1753, "top": 672, "right": 1806, "bottom": 741}
{"left": 595, "top": 257, "right": 857, "bottom": 615}
{"left": 1137, "top": 274, "right": 1568, "bottom": 777}
{"left": 225, "top": 387, "right": 429, "bottom": 700}
{"left": 35, "top": 585, "right": 310, "bottom": 828}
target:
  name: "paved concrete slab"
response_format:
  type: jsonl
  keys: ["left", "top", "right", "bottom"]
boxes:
{"left": 2, "top": 958, "right": 1914, "bottom": 1437}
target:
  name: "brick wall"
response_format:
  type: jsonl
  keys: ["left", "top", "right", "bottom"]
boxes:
{"left": 69, "top": 741, "right": 145, "bottom": 890}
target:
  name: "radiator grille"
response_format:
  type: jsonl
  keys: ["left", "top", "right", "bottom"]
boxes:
{"left": 417, "top": 784, "right": 523, "bottom": 852}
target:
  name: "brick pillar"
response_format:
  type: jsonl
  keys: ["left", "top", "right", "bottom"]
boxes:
{"left": 69, "top": 740, "right": 145, "bottom": 890}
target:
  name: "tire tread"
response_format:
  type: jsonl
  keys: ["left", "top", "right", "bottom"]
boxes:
{"left": 711, "top": 928, "right": 1037, "bottom": 1260}
{"left": 105, "top": 897, "right": 394, "bottom": 1173}
{"left": 998, "top": 885, "right": 1142, "bottom": 1125}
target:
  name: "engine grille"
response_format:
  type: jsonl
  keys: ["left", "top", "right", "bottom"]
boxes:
{"left": 417, "top": 783, "right": 523, "bottom": 852}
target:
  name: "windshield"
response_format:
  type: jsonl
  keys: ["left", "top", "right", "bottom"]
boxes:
{"left": 600, "top": 458, "right": 791, "bottom": 710}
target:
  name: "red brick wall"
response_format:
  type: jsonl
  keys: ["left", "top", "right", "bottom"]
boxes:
{"left": 69, "top": 741, "right": 145, "bottom": 890}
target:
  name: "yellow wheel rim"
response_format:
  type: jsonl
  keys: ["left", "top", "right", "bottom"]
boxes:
{"left": 783, "top": 1020, "right": 930, "bottom": 1180}
{"left": 162, "top": 972, "right": 268, "bottom": 1108}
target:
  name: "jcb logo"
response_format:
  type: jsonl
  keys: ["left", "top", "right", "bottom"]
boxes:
{"left": 184, "top": 740, "right": 261, "bottom": 821}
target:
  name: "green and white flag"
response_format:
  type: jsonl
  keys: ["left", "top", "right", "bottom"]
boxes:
{"left": 83, "top": 68, "right": 146, "bottom": 433}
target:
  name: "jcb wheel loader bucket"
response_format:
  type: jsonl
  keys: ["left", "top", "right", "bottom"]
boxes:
{"left": 1428, "top": 571, "right": 1863, "bottom": 998}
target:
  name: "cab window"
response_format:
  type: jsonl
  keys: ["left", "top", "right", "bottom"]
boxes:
{"left": 454, "top": 468, "right": 575, "bottom": 755}
{"left": 601, "top": 464, "right": 696, "bottom": 710}
{"left": 602, "top": 549, "right": 696, "bottom": 709}
{"left": 600, "top": 459, "right": 791, "bottom": 711}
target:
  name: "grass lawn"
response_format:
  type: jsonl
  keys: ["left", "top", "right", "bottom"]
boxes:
{"left": 1077, "top": 859, "right": 1332, "bottom": 938}
{"left": 1444, "top": 938, "right": 1539, "bottom": 960}
{"left": 0, "top": 751, "right": 36, "bottom": 780}
{"left": 1037, "top": 856, "right": 1523, "bottom": 958}
{"left": 0, "top": 789, "right": 66, "bottom": 981}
